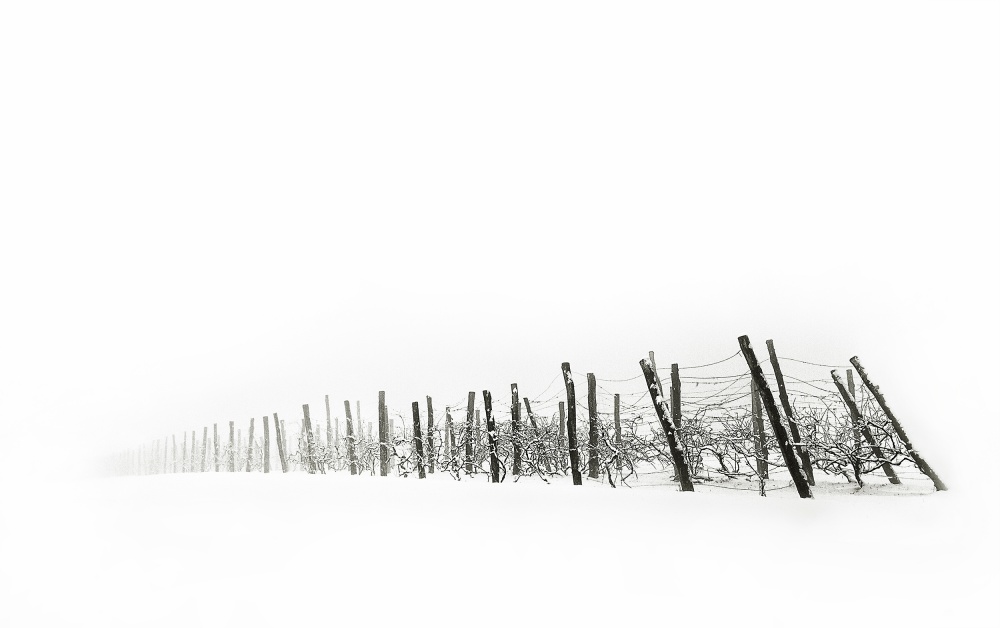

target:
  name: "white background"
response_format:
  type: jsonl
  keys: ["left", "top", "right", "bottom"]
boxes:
{"left": 1, "top": 1, "right": 998, "bottom": 625}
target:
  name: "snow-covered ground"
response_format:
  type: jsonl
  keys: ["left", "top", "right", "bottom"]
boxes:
{"left": 2, "top": 470, "right": 994, "bottom": 628}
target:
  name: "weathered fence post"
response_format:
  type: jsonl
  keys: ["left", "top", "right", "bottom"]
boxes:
{"left": 228, "top": 422, "right": 235, "bottom": 472}
{"left": 426, "top": 396, "right": 435, "bottom": 474}
{"left": 586, "top": 373, "right": 600, "bottom": 479}
{"left": 484, "top": 390, "right": 500, "bottom": 483}
{"left": 302, "top": 404, "right": 318, "bottom": 474}
{"left": 445, "top": 406, "right": 456, "bottom": 474}
{"left": 344, "top": 400, "right": 358, "bottom": 475}
{"left": 765, "top": 340, "right": 816, "bottom": 485}
{"left": 183, "top": 432, "right": 188, "bottom": 473}
{"left": 378, "top": 391, "right": 389, "bottom": 477}
{"left": 613, "top": 394, "right": 622, "bottom": 471}
{"left": 847, "top": 369, "right": 863, "bottom": 455}
{"left": 832, "top": 371, "right": 901, "bottom": 485}
{"left": 412, "top": 402, "right": 427, "bottom": 479}
{"left": 670, "top": 364, "right": 683, "bottom": 429}
{"left": 213, "top": 424, "right": 219, "bottom": 472}
{"left": 511, "top": 384, "right": 522, "bottom": 476}
{"left": 850, "top": 357, "right": 946, "bottom": 491}
{"left": 639, "top": 358, "right": 694, "bottom": 492}
{"left": 245, "top": 418, "right": 255, "bottom": 472}
{"left": 201, "top": 427, "right": 208, "bottom": 472}
{"left": 464, "top": 392, "right": 475, "bottom": 475}
{"left": 558, "top": 401, "right": 567, "bottom": 471}
{"left": 172, "top": 434, "right": 177, "bottom": 473}
{"left": 274, "top": 413, "right": 289, "bottom": 473}
{"left": 263, "top": 415, "right": 271, "bottom": 473}
{"left": 751, "top": 378, "right": 769, "bottom": 479}
{"left": 561, "top": 363, "right": 583, "bottom": 485}
{"left": 738, "top": 335, "right": 812, "bottom": 498}
{"left": 325, "top": 395, "right": 334, "bottom": 469}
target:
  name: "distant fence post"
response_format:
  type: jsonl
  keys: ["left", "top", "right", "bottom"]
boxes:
{"left": 613, "top": 394, "right": 622, "bottom": 471}
{"left": 738, "top": 335, "right": 812, "bottom": 499}
{"left": 378, "top": 391, "right": 389, "bottom": 477}
{"left": 183, "top": 432, "right": 188, "bottom": 473}
{"left": 263, "top": 415, "right": 271, "bottom": 473}
{"left": 201, "top": 427, "right": 208, "bottom": 472}
{"left": 561, "top": 363, "right": 583, "bottom": 486}
{"left": 213, "top": 424, "right": 220, "bottom": 472}
{"left": 411, "top": 402, "right": 427, "bottom": 479}
{"left": 302, "top": 404, "right": 318, "bottom": 474}
{"left": 586, "top": 373, "right": 599, "bottom": 479}
{"left": 172, "top": 434, "right": 177, "bottom": 473}
{"left": 228, "top": 421, "right": 236, "bottom": 472}
{"left": 426, "top": 396, "right": 435, "bottom": 475}
{"left": 850, "top": 356, "right": 946, "bottom": 491}
{"left": 344, "top": 400, "right": 358, "bottom": 475}
{"left": 274, "top": 413, "right": 289, "bottom": 473}
{"left": 639, "top": 358, "right": 694, "bottom": 492}
{"left": 511, "top": 384, "right": 522, "bottom": 476}
{"left": 484, "top": 390, "right": 500, "bottom": 483}
{"left": 464, "top": 392, "right": 475, "bottom": 475}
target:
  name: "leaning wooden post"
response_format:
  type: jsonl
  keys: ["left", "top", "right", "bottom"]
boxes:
{"left": 263, "top": 415, "right": 271, "bottom": 473}
{"left": 411, "top": 402, "right": 427, "bottom": 479}
{"left": 511, "top": 384, "right": 522, "bottom": 476}
{"left": 274, "top": 413, "right": 289, "bottom": 473}
{"left": 639, "top": 358, "right": 694, "bottom": 491}
{"left": 751, "top": 378, "right": 769, "bottom": 479}
{"left": 464, "top": 392, "right": 475, "bottom": 475}
{"left": 561, "top": 363, "right": 583, "bottom": 485}
{"left": 378, "top": 391, "right": 389, "bottom": 477}
{"left": 765, "top": 340, "right": 816, "bottom": 486}
{"left": 302, "top": 404, "right": 317, "bottom": 474}
{"left": 426, "top": 396, "right": 435, "bottom": 474}
{"left": 850, "top": 357, "right": 946, "bottom": 491}
{"left": 737, "top": 335, "right": 812, "bottom": 498}
{"left": 832, "top": 371, "right": 901, "bottom": 485}
{"left": 613, "top": 394, "right": 622, "bottom": 471}
{"left": 847, "top": 370, "right": 863, "bottom": 455}
{"left": 586, "top": 373, "right": 600, "bottom": 479}
{"left": 343, "top": 400, "right": 358, "bottom": 475}
{"left": 483, "top": 390, "right": 500, "bottom": 483}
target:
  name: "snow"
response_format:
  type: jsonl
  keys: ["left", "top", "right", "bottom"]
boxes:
{"left": 1, "top": 471, "right": 995, "bottom": 628}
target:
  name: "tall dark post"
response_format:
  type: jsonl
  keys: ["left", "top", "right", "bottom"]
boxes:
{"left": 850, "top": 356, "right": 946, "bottom": 491}
{"left": 484, "top": 390, "right": 500, "bottom": 483}
{"left": 561, "top": 363, "right": 583, "bottom": 486}
{"left": 738, "top": 335, "right": 812, "bottom": 498}
{"left": 274, "top": 413, "right": 288, "bottom": 473}
{"left": 751, "top": 378, "right": 769, "bottom": 479}
{"left": 464, "top": 392, "right": 475, "bottom": 475}
{"left": 766, "top": 339, "right": 815, "bottom": 485}
{"left": 411, "top": 402, "right": 427, "bottom": 479}
{"left": 511, "top": 384, "right": 522, "bottom": 476}
{"left": 586, "top": 373, "right": 600, "bottom": 479}
{"left": 378, "top": 391, "right": 389, "bottom": 477}
{"left": 640, "top": 358, "right": 694, "bottom": 491}
{"left": 426, "top": 396, "right": 435, "bottom": 474}
{"left": 613, "top": 394, "right": 622, "bottom": 471}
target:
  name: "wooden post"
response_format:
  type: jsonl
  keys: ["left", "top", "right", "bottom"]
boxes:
{"left": 213, "top": 424, "right": 219, "bottom": 472}
{"left": 832, "top": 371, "right": 901, "bottom": 485}
{"left": 344, "top": 400, "right": 358, "bottom": 475}
{"left": 163, "top": 439, "right": 168, "bottom": 474}
{"left": 302, "top": 404, "right": 318, "bottom": 474}
{"left": 670, "top": 363, "right": 683, "bottom": 429}
{"left": 648, "top": 351, "right": 666, "bottom": 407}
{"left": 850, "top": 357, "right": 946, "bottom": 491}
{"left": 558, "top": 401, "right": 567, "bottom": 470}
{"left": 586, "top": 373, "right": 600, "bottom": 479}
{"left": 201, "top": 427, "right": 208, "bottom": 472}
{"left": 263, "top": 416, "right": 271, "bottom": 473}
{"left": 464, "top": 392, "right": 475, "bottom": 475}
{"left": 228, "top": 421, "right": 235, "bottom": 472}
{"left": 445, "top": 406, "right": 456, "bottom": 473}
{"left": 182, "top": 431, "right": 188, "bottom": 473}
{"left": 412, "top": 402, "right": 426, "bottom": 479}
{"left": 511, "top": 384, "right": 522, "bottom": 476}
{"left": 378, "top": 391, "right": 389, "bottom": 477}
{"left": 738, "top": 335, "right": 812, "bottom": 498}
{"left": 561, "top": 363, "right": 583, "bottom": 485}
{"left": 765, "top": 339, "right": 816, "bottom": 485}
{"left": 750, "top": 378, "right": 769, "bottom": 479}
{"left": 426, "top": 396, "right": 435, "bottom": 474}
{"left": 484, "top": 390, "right": 500, "bottom": 483}
{"left": 847, "top": 369, "right": 863, "bottom": 472}
{"left": 639, "top": 358, "right": 694, "bottom": 491}
{"left": 613, "top": 394, "right": 622, "bottom": 471}
{"left": 245, "top": 418, "right": 255, "bottom": 472}
{"left": 172, "top": 434, "right": 177, "bottom": 473}
{"left": 274, "top": 413, "right": 289, "bottom": 473}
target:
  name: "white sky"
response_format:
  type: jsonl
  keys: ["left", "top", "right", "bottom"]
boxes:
{"left": 1, "top": 1, "right": 998, "bottom": 487}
